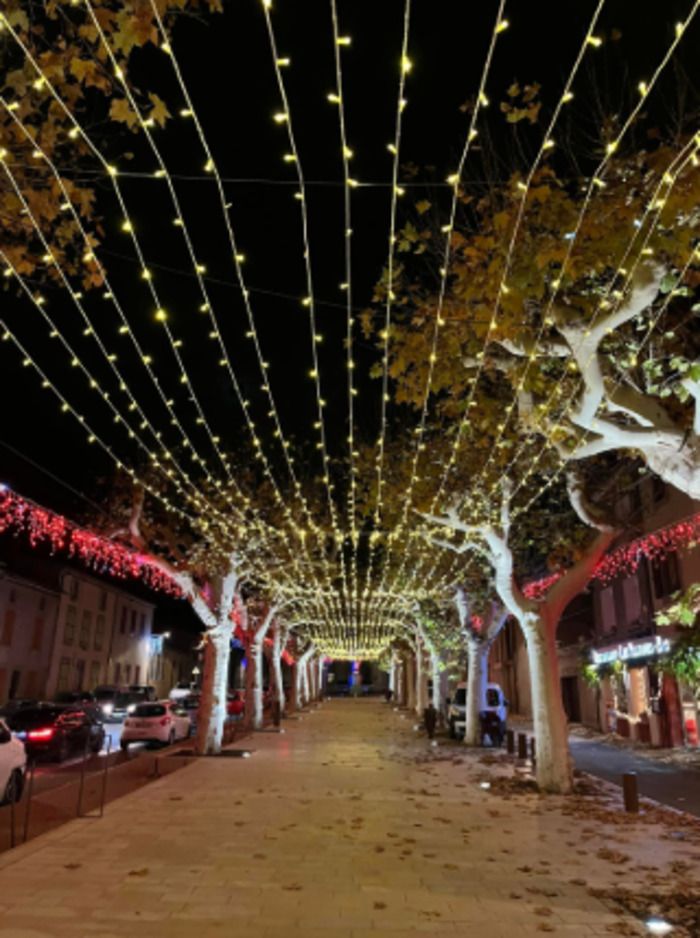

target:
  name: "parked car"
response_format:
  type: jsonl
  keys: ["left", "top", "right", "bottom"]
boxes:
{"left": 120, "top": 701, "right": 191, "bottom": 750}
{"left": 54, "top": 690, "right": 96, "bottom": 706}
{"left": 0, "top": 699, "right": 39, "bottom": 718}
{"left": 7, "top": 705, "right": 106, "bottom": 762}
{"left": 0, "top": 717, "right": 26, "bottom": 804}
{"left": 128, "top": 684, "right": 156, "bottom": 702}
{"left": 447, "top": 683, "right": 508, "bottom": 741}
{"left": 169, "top": 681, "right": 196, "bottom": 701}
{"left": 111, "top": 689, "right": 153, "bottom": 722}
{"left": 93, "top": 685, "right": 127, "bottom": 720}
{"left": 179, "top": 694, "right": 200, "bottom": 735}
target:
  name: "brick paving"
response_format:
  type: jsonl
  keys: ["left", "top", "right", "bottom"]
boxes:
{"left": 0, "top": 698, "right": 697, "bottom": 937}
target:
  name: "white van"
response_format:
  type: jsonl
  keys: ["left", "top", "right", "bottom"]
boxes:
{"left": 447, "top": 682, "right": 508, "bottom": 741}
{"left": 0, "top": 717, "right": 26, "bottom": 804}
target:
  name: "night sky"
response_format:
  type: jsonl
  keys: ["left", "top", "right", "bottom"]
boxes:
{"left": 1, "top": 0, "right": 698, "bottom": 522}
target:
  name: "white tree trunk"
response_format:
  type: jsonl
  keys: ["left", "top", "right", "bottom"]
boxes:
{"left": 414, "top": 641, "right": 426, "bottom": 717}
{"left": 464, "top": 638, "right": 491, "bottom": 747}
{"left": 316, "top": 656, "right": 324, "bottom": 699}
{"left": 523, "top": 611, "right": 572, "bottom": 792}
{"left": 271, "top": 623, "right": 286, "bottom": 713}
{"left": 405, "top": 652, "right": 416, "bottom": 711}
{"left": 296, "top": 645, "right": 315, "bottom": 707}
{"left": 252, "top": 640, "right": 265, "bottom": 729}
{"left": 196, "top": 626, "right": 231, "bottom": 755}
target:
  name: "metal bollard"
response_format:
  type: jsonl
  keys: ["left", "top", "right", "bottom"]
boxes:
{"left": 517, "top": 732, "right": 528, "bottom": 760}
{"left": 22, "top": 759, "right": 36, "bottom": 844}
{"left": 506, "top": 729, "right": 515, "bottom": 755}
{"left": 622, "top": 772, "right": 639, "bottom": 813}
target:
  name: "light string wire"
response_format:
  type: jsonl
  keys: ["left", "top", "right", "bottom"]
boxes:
{"left": 0, "top": 98, "right": 332, "bottom": 607}
{"left": 260, "top": 0, "right": 352, "bottom": 619}
{"left": 361, "top": 0, "right": 412, "bottom": 618}
{"left": 0, "top": 70, "right": 323, "bottom": 607}
{"left": 88, "top": 1, "right": 345, "bottom": 623}
{"left": 374, "top": 0, "right": 510, "bottom": 600}
{"left": 145, "top": 0, "right": 343, "bottom": 619}
{"left": 0, "top": 11, "right": 340, "bottom": 628}
{"left": 329, "top": 0, "right": 360, "bottom": 617}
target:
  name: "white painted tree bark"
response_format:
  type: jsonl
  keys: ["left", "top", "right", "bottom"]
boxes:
{"left": 270, "top": 622, "right": 288, "bottom": 714}
{"left": 425, "top": 476, "right": 617, "bottom": 792}
{"left": 405, "top": 650, "right": 417, "bottom": 711}
{"left": 412, "top": 634, "right": 428, "bottom": 717}
{"left": 296, "top": 644, "right": 315, "bottom": 708}
{"left": 251, "top": 607, "right": 277, "bottom": 730}
{"left": 415, "top": 622, "right": 441, "bottom": 712}
{"left": 316, "top": 656, "right": 324, "bottom": 700}
{"left": 500, "top": 263, "right": 700, "bottom": 499}
{"left": 454, "top": 588, "right": 509, "bottom": 747}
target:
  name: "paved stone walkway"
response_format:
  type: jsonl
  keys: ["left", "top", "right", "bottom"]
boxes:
{"left": 0, "top": 699, "right": 697, "bottom": 937}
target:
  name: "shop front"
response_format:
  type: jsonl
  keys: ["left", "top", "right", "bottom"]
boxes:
{"left": 591, "top": 634, "right": 687, "bottom": 747}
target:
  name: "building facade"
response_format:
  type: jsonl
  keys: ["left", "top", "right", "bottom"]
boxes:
{"left": 489, "top": 478, "right": 700, "bottom": 749}
{"left": 0, "top": 571, "right": 59, "bottom": 702}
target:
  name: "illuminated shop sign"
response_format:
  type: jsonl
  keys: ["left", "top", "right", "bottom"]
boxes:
{"left": 592, "top": 635, "right": 671, "bottom": 666}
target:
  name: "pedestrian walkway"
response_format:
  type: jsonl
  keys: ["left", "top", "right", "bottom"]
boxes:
{"left": 0, "top": 699, "right": 697, "bottom": 937}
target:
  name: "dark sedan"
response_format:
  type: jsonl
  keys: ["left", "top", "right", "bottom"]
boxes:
{"left": 7, "top": 705, "right": 106, "bottom": 762}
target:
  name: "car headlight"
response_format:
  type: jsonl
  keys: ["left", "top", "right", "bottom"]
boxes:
{"left": 102, "top": 703, "right": 113, "bottom": 715}
{"left": 127, "top": 704, "right": 136, "bottom": 714}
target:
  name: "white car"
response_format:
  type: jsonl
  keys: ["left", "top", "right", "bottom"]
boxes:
{"left": 0, "top": 717, "right": 27, "bottom": 804}
{"left": 169, "top": 682, "right": 195, "bottom": 702}
{"left": 447, "top": 682, "right": 508, "bottom": 742}
{"left": 120, "top": 701, "right": 191, "bottom": 749}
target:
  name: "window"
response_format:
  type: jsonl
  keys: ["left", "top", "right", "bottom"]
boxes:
{"left": 1, "top": 608, "right": 15, "bottom": 646}
{"left": 134, "top": 665, "right": 141, "bottom": 685}
{"left": 64, "top": 604, "right": 77, "bottom": 645}
{"left": 124, "top": 663, "right": 132, "bottom": 683}
{"left": 66, "top": 577, "right": 79, "bottom": 600}
{"left": 113, "top": 662, "right": 122, "bottom": 685}
{"left": 79, "top": 610, "right": 92, "bottom": 650}
{"left": 120, "top": 607, "right": 127, "bottom": 634}
{"left": 139, "top": 613, "right": 146, "bottom": 637}
{"left": 57, "top": 657, "right": 71, "bottom": 692}
{"left": 98, "top": 590, "right": 108, "bottom": 612}
{"left": 89, "top": 660, "right": 101, "bottom": 689}
{"left": 130, "top": 611, "right": 137, "bottom": 636}
{"left": 31, "top": 617, "right": 44, "bottom": 651}
{"left": 94, "top": 614, "right": 106, "bottom": 652}
{"left": 652, "top": 553, "right": 680, "bottom": 599}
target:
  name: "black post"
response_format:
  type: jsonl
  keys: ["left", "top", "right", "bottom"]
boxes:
{"left": 22, "top": 759, "right": 36, "bottom": 844}
{"left": 622, "top": 772, "right": 639, "bottom": 813}
{"left": 506, "top": 729, "right": 515, "bottom": 754}
{"left": 98, "top": 735, "right": 112, "bottom": 818}
{"left": 529, "top": 736, "right": 536, "bottom": 764}
{"left": 9, "top": 789, "right": 16, "bottom": 849}
{"left": 517, "top": 732, "right": 528, "bottom": 760}
{"left": 272, "top": 701, "right": 281, "bottom": 728}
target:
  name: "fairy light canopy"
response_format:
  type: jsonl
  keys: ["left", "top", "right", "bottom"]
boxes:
{"left": 1, "top": 0, "right": 700, "bottom": 659}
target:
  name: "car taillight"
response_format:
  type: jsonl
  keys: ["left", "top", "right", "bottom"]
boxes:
{"left": 159, "top": 717, "right": 171, "bottom": 726}
{"left": 28, "top": 727, "right": 54, "bottom": 741}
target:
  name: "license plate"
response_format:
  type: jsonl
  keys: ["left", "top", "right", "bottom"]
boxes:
{"left": 134, "top": 721, "right": 150, "bottom": 728}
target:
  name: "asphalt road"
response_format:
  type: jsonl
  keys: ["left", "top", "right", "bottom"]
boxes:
{"left": 569, "top": 736, "right": 700, "bottom": 818}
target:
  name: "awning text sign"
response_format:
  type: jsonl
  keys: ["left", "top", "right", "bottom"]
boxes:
{"left": 592, "top": 635, "right": 671, "bottom": 666}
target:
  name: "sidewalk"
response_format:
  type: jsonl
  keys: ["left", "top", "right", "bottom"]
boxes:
{"left": 0, "top": 699, "right": 698, "bottom": 937}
